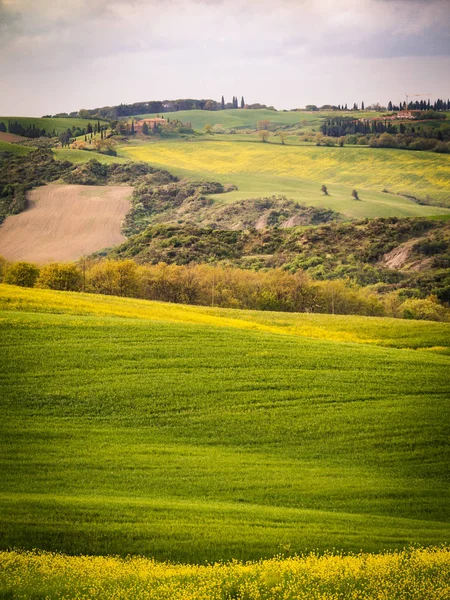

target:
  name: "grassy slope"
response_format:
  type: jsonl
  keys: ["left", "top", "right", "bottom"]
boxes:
{"left": 0, "top": 141, "right": 34, "bottom": 156}
{"left": 0, "top": 117, "right": 108, "bottom": 135}
{"left": 1, "top": 285, "right": 449, "bottom": 562}
{"left": 53, "top": 148, "right": 128, "bottom": 164}
{"left": 118, "top": 139, "right": 450, "bottom": 219}
{"left": 132, "top": 108, "right": 381, "bottom": 131}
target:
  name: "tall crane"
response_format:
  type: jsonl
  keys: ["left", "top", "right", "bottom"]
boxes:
{"left": 405, "top": 93, "right": 432, "bottom": 108}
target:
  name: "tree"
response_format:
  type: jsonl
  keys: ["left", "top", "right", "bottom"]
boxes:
{"left": 203, "top": 124, "right": 213, "bottom": 134}
{"left": 241, "top": 96, "right": 245, "bottom": 109}
{"left": 388, "top": 100, "right": 393, "bottom": 111}
{"left": 58, "top": 130, "right": 71, "bottom": 147}
{"left": 87, "top": 260, "right": 139, "bottom": 297}
{"left": 142, "top": 122, "right": 149, "bottom": 135}
{"left": 361, "top": 101, "right": 365, "bottom": 110}
{"left": 221, "top": 96, "right": 225, "bottom": 110}
{"left": 321, "top": 184, "right": 328, "bottom": 195}
{"left": 131, "top": 120, "right": 135, "bottom": 135}
{"left": 278, "top": 131, "right": 288, "bottom": 145}
{"left": 0, "top": 122, "right": 6, "bottom": 132}
{"left": 258, "top": 130, "right": 270, "bottom": 143}
{"left": 352, "top": 189, "right": 360, "bottom": 200}
{"left": 36, "top": 263, "right": 82, "bottom": 291}
{"left": 257, "top": 120, "right": 270, "bottom": 130}
{"left": 3, "top": 262, "right": 40, "bottom": 287}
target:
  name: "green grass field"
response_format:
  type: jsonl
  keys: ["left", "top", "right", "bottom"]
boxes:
{"left": 1, "top": 285, "right": 449, "bottom": 563}
{"left": 0, "top": 141, "right": 34, "bottom": 156}
{"left": 53, "top": 148, "right": 128, "bottom": 164}
{"left": 132, "top": 108, "right": 381, "bottom": 131}
{"left": 0, "top": 116, "right": 108, "bottom": 135}
{"left": 118, "top": 138, "right": 450, "bottom": 218}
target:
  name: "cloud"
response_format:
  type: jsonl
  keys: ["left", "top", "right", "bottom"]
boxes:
{"left": 0, "top": 0, "right": 449, "bottom": 115}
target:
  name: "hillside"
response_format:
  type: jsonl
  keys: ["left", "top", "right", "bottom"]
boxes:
{"left": 118, "top": 139, "right": 450, "bottom": 214}
{"left": 0, "top": 140, "right": 33, "bottom": 157}
{"left": 107, "top": 218, "right": 450, "bottom": 305}
{"left": 0, "top": 184, "right": 132, "bottom": 263}
{"left": 1, "top": 285, "right": 449, "bottom": 562}
{"left": 131, "top": 108, "right": 387, "bottom": 131}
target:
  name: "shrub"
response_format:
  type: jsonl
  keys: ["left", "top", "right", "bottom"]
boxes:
{"left": 401, "top": 297, "right": 449, "bottom": 322}
{"left": 3, "top": 262, "right": 40, "bottom": 287}
{"left": 36, "top": 263, "right": 82, "bottom": 291}
{"left": 0, "top": 256, "right": 9, "bottom": 282}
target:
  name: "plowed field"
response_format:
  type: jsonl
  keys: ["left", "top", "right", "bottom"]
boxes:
{"left": 0, "top": 184, "right": 132, "bottom": 263}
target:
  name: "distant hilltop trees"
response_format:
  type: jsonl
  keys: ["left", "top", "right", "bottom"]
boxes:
{"left": 75, "top": 98, "right": 276, "bottom": 120}
{"left": 43, "top": 98, "right": 449, "bottom": 123}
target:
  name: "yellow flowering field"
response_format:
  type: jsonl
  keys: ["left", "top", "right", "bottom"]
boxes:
{"left": 119, "top": 139, "right": 450, "bottom": 217}
{"left": 1, "top": 284, "right": 449, "bottom": 351}
{"left": 1, "top": 547, "right": 449, "bottom": 600}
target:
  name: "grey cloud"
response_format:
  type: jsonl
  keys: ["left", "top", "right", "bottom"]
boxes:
{"left": 1, "top": 0, "right": 449, "bottom": 116}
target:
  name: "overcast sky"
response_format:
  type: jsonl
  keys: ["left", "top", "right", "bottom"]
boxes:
{"left": 1, "top": 0, "right": 449, "bottom": 116}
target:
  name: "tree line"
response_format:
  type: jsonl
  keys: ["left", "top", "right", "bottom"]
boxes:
{"left": 321, "top": 114, "right": 448, "bottom": 138}
{"left": 0, "top": 120, "right": 105, "bottom": 142}
{"left": 76, "top": 98, "right": 274, "bottom": 120}
{"left": 1, "top": 258, "right": 448, "bottom": 322}
{"left": 0, "top": 121, "right": 53, "bottom": 138}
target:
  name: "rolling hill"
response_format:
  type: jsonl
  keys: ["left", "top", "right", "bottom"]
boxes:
{"left": 118, "top": 138, "right": 450, "bottom": 217}
{"left": 0, "top": 184, "right": 132, "bottom": 263}
{"left": 1, "top": 285, "right": 449, "bottom": 563}
{"left": 0, "top": 140, "right": 33, "bottom": 156}
{"left": 131, "top": 108, "right": 381, "bottom": 131}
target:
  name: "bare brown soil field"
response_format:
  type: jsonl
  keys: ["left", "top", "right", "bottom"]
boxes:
{"left": 0, "top": 184, "right": 132, "bottom": 263}
{"left": 0, "top": 132, "right": 27, "bottom": 143}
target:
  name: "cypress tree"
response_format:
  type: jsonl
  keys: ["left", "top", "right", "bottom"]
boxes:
{"left": 241, "top": 96, "right": 245, "bottom": 109}
{"left": 388, "top": 101, "right": 393, "bottom": 111}
{"left": 221, "top": 96, "right": 225, "bottom": 110}
{"left": 361, "top": 101, "right": 364, "bottom": 110}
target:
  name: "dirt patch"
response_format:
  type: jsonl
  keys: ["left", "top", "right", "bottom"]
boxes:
{"left": 381, "top": 237, "right": 427, "bottom": 270}
{"left": 0, "top": 132, "right": 27, "bottom": 143}
{"left": 0, "top": 184, "right": 132, "bottom": 263}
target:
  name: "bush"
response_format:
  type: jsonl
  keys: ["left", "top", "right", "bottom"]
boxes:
{"left": 3, "top": 262, "right": 40, "bottom": 287}
{"left": 0, "top": 256, "right": 9, "bottom": 281}
{"left": 401, "top": 297, "right": 449, "bottom": 322}
{"left": 36, "top": 263, "right": 82, "bottom": 291}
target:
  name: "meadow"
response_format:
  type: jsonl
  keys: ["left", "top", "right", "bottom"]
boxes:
{"left": 0, "top": 141, "right": 32, "bottom": 156}
{"left": 132, "top": 108, "right": 381, "bottom": 131}
{"left": 1, "top": 546, "right": 449, "bottom": 600}
{"left": 1, "top": 285, "right": 449, "bottom": 563}
{"left": 118, "top": 138, "right": 450, "bottom": 218}
{"left": 53, "top": 148, "right": 128, "bottom": 164}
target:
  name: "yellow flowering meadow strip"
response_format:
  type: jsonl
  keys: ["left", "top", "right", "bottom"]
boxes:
{"left": 1, "top": 547, "right": 449, "bottom": 600}
{"left": 1, "top": 284, "right": 450, "bottom": 351}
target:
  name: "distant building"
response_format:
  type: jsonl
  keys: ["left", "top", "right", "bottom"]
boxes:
{"left": 396, "top": 110, "right": 416, "bottom": 120}
{"left": 134, "top": 118, "right": 167, "bottom": 133}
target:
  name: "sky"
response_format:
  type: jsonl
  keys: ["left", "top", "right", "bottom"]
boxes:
{"left": 1, "top": 0, "right": 449, "bottom": 116}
